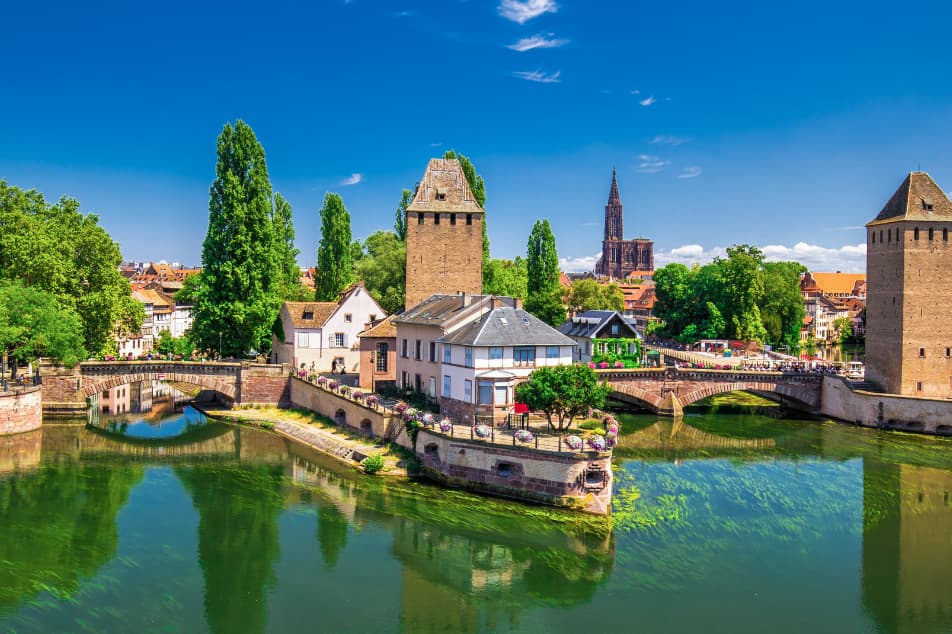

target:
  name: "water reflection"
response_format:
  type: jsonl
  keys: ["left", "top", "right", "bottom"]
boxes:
{"left": 88, "top": 381, "right": 198, "bottom": 439}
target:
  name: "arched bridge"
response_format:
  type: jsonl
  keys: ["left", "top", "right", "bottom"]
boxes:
{"left": 40, "top": 361, "right": 291, "bottom": 414}
{"left": 598, "top": 367, "right": 823, "bottom": 416}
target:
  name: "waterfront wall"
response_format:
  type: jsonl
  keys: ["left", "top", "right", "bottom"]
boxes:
{"left": 288, "top": 377, "right": 405, "bottom": 444}
{"left": 821, "top": 376, "right": 952, "bottom": 434}
{"left": 0, "top": 387, "right": 43, "bottom": 436}
{"left": 415, "top": 430, "right": 614, "bottom": 515}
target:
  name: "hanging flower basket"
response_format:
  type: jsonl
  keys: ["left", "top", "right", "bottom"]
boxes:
{"left": 420, "top": 413, "right": 435, "bottom": 427}
{"left": 404, "top": 408, "right": 417, "bottom": 421}
{"left": 394, "top": 402, "right": 408, "bottom": 413}
{"left": 588, "top": 434, "right": 607, "bottom": 452}
{"left": 564, "top": 435, "right": 583, "bottom": 450}
{"left": 514, "top": 429, "right": 534, "bottom": 443}
{"left": 317, "top": 376, "right": 328, "bottom": 386}
{"left": 474, "top": 424, "right": 491, "bottom": 439}
{"left": 439, "top": 419, "right": 452, "bottom": 433}
{"left": 365, "top": 395, "right": 379, "bottom": 407}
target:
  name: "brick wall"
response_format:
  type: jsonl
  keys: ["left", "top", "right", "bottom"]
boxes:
{"left": 238, "top": 364, "right": 291, "bottom": 406}
{"left": 0, "top": 388, "right": 43, "bottom": 435}
{"left": 405, "top": 212, "right": 482, "bottom": 309}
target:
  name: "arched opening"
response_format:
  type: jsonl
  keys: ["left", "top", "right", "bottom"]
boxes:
{"left": 334, "top": 409, "right": 347, "bottom": 427}
{"left": 423, "top": 442, "right": 440, "bottom": 467}
{"left": 936, "top": 425, "right": 952, "bottom": 435}
{"left": 360, "top": 419, "right": 373, "bottom": 436}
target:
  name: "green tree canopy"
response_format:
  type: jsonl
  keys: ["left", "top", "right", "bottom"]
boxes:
{"left": 565, "top": 279, "right": 624, "bottom": 314}
{"left": 0, "top": 280, "right": 86, "bottom": 374}
{"left": 192, "top": 120, "right": 280, "bottom": 357}
{"left": 525, "top": 219, "right": 565, "bottom": 326}
{"left": 514, "top": 365, "right": 610, "bottom": 430}
{"left": 355, "top": 230, "right": 406, "bottom": 314}
{"left": 272, "top": 192, "right": 310, "bottom": 300}
{"left": 0, "top": 180, "right": 142, "bottom": 355}
{"left": 315, "top": 193, "right": 356, "bottom": 301}
{"left": 394, "top": 188, "right": 411, "bottom": 242}
{"left": 483, "top": 257, "right": 528, "bottom": 299}
{"left": 443, "top": 150, "right": 490, "bottom": 272}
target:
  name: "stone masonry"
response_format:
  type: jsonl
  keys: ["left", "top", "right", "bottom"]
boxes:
{"left": 0, "top": 387, "right": 43, "bottom": 435}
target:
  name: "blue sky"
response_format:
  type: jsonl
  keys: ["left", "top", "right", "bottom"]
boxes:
{"left": 3, "top": 0, "right": 952, "bottom": 274}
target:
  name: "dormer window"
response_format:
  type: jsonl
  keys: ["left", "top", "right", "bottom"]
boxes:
{"left": 302, "top": 311, "right": 314, "bottom": 320}
{"left": 922, "top": 199, "right": 934, "bottom": 211}
{"left": 435, "top": 188, "right": 447, "bottom": 201}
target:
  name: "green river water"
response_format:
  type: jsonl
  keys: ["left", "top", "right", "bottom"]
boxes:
{"left": 1, "top": 391, "right": 951, "bottom": 633}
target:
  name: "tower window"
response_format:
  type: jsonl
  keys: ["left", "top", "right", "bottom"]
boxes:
{"left": 417, "top": 213, "right": 424, "bottom": 225}
{"left": 466, "top": 214, "right": 472, "bottom": 225}
{"left": 945, "top": 347, "right": 950, "bottom": 358}
{"left": 434, "top": 213, "right": 440, "bottom": 225}
{"left": 923, "top": 200, "right": 934, "bottom": 211}
{"left": 435, "top": 192, "right": 446, "bottom": 201}
{"left": 929, "top": 228, "right": 934, "bottom": 241}
{"left": 919, "top": 347, "right": 926, "bottom": 358}
{"left": 915, "top": 227, "right": 920, "bottom": 241}
{"left": 945, "top": 228, "right": 949, "bottom": 242}
{"left": 450, "top": 213, "right": 456, "bottom": 225}
{"left": 916, "top": 381, "right": 923, "bottom": 392}
{"left": 871, "top": 232, "right": 876, "bottom": 244}
{"left": 887, "top": 229, "right": 890, "bottom": 243}
{"left": 880, "top": 230, "right": 883, "bottom": 243}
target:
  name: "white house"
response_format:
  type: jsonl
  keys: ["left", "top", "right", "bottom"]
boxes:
{"left": 556, "top": 310, "right": 641, "bottom": 364}
{"left": 271, "top": 284, "right": 385, "bottom": 373}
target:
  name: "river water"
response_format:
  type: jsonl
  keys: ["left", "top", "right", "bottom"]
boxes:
{"left": 1, "top": 385, "right": 951, "bottom": 633}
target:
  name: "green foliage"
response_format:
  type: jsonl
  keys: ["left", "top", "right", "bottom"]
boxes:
{"left": 315, "top": 193, "right": 356, "bottom": 301}
{"left": 394, "top": 188, "right": 411, "bottom": 242}
{"left": 525, "top": 219, "right": 565, "bottom": 326}
{"left": 272, "top": 192, "right": 304, "bottom": 300}
{"left": 590, "top": 337, "right": 642, "bottom": 366}
{"left": 833, "top": 316, "right": 853, "bottom": 343}
{"left": 443, "top": 150, "right": 490, "bottom": 273}
{"left": 483, "top": 256, "right": 528, "bottom": 298}
{"left": 514, "top": 365, "right": 610, "bottom": 430}
{"left": 0, "top": 180, "right": 142, "bottom": 355}
{"left": 0, "top": 280, "right": 86, "bottom": 371}
{"left": 652, "top": 245, "right": 805, "bottom": 351}
{"left": 193, "top": 120, "right": 280, "bottom": 358}
{"left": 525, "top": 288, "right": 567, "bottom": 328}
{"left": 578, "top": 418, "right": 602, "bottom": 430}
{"left": 565, "top": 279, "right": 624, "bottom": 314}
{"left": 355, "top": 230, "right": 406, "bottom": 313}
{"left": 258, "top": 421, "right": 275, "bottom": 431}
{"left": 174, "top": 273, "right": 202, "bottom": 305}
{"left": 154, "top": 330, "right": 193, "bottom": 358}
{"left": 362, "top": 454, "right": 385, "bottom": 475}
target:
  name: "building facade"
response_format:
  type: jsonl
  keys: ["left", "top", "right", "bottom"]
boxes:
{"left": 404, "top": 158, "right": 484, "bottom": 309}
{"left": 866, "top": 172, "right": 952, "bottom": 397}
{"left": 357, "top": 315, "right": 397, "bottom": 392}
{"left": 595, "top": 168, "right": 654, "bottom": 279}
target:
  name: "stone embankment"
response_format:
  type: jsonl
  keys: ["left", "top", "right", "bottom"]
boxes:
{"left": 0, "top": 387, "right": 42, "bottom": 436}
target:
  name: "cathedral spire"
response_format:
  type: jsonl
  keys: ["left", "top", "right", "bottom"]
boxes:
{"left": 608, "top": 166, "right": 621, "bottom": 205}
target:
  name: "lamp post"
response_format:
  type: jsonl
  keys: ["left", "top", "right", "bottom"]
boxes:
{"left": 218, "top": 331, "right": 222, "bottom": 360}
{"left": 369, "top": 351, "right": 375, "bottom": 394}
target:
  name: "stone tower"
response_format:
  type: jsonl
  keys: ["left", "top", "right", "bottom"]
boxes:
{"left": 595, "top": 168, "right": 654, "bottom": 279}
{"left": 404, "top": 158, "right": 484, "bottom": 309}
{"left": 865, "top": 172, "right": 952, "bottom": 397}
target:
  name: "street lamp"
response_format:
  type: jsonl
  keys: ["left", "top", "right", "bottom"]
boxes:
{"left": 369, "top": 351, "right": 375, "bottom": 394}
{"left": 218, "top": 331, "right": 222, "bottom": 360}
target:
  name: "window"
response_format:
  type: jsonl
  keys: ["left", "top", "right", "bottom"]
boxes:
{"left": 945, "top": 228, "right": 949, "bottom": 242}
{"left": 489, "top": 346, "right": 502, "bottom": 360}
{"left": 415, "top": 339, "right": 422, "bottom": 360}
{"left": 344, "top": 313, "right": 352, "bottom": 323}
{"left": 887, "top": 229, "right": 891, "bottom": 243}
{"left": 334, "top": 333, "right": 345, "bottom": 348}
{"left": 945, "top": 347, "right": 950, "bottom": 359}
{"left": 450, "top": 213, "right": 456, "bottom": 225}
{"left": 429, "top": 341, "right": 437, "bottom": 363}
{"left": 417, "top": 213, "right": 424, "bottom": 225}
{"left": 443, "top": 375, "right": 451, "bottom": 397}
{"left": 401, "top": 338, "right": 408, "bottom": 358}
{"left": 402, "top": 371, "right": 409, "bottom": 388}
{"left": 495, "top": 384, "right": 508, "bottom": 405}
{"left": 514, "top": 346, "right": 535, "bottom": 367}
{"left": 546, "top": 346, "right": 560, "bottom": 359}
{"left": 923, "top": 200, "right": 934, "bottom": 211}
{"left": 915, "top": 227, "right": 920, "bottom": 241}
{"left": 297, "top": 332, "right": 310, "bottom": 348}
{"left": 464, "top": 379, "right": 472, "bottom": 402}
{"left": 434, "top": 213, "right": 440, "bottom": 225}
{"left": 443, "top": 344, "right": 451, "bottom": 364}
{"left": 611, "top": 324, "right": 619, "bottom": 335}
{"left": 435, "top": 192, "right": 446, "bottom": 201}
{"left": 916, "top": 381, "right": 923, "bottom": 392}
{"left": 871, "top": 232, "right": 875, "bottom": 244}
{"left": 428, "top": 376, "right": 436, "bottom": 397}
{"left": 478, "top": 381, "right": 493, "bottom": 404}
{"left": 376, "top": 342, "right": 389, "bottom": 372}
{"left": 919, "top": 347, "right": 926, "bottom": 358}
{"left": 466, "top": 214, "right": 473, "bottom": 225}
{"left": 464, "top": 346, "right": 473, "bottom": 367}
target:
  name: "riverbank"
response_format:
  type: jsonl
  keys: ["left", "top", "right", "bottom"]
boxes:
{"left": 194, "top": 405, "right": 413, "bottom": 476}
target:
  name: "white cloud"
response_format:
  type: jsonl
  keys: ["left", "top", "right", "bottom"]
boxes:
{"left": 639, "top": 95, "right": 656, "bottom": 107}
{"left": 560, "top": 253, "right": 599, "bottom": 273}
{"left": 651, "top": 134, "right": 688, "bottom": 146}
{"left": 513, "top": 70, "right": 561, "bottom": 83}
{"left": 340, "top": 173, "right": 363, "bottom": 186}
{"left": 506, "top": 33, "right": 569, "bottom": 51}
{"left": 498, "top": 0, "right": 557, "bottom": 24}
{"left": 637, "top": 154, "right": 669, "bottom": 173}
{"left": 654, "top": 242, "right": 867, "bottom": 273}
{"left": 429, "top": 141, "right": 443, "bottom": 147}
{"left": 677, "top": 166, "right": 703, "bottom": 179}
{"left": 629, "top": 89, "right": 640, "bottom": 95}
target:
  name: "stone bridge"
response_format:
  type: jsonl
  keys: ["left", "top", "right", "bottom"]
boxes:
{"left": 598, "top": 367, "right": 823, "bottom": 416}
{"left": 40, "top": 361, "right": 291, "bottom": 414}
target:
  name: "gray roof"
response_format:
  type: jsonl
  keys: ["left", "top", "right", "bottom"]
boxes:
{"left": 556, "top": 310, "right": 640, "bottom": 339}
{"left": 392, "top": 294, "right": 496, "bottom": 326}
{"left": 437, "top": 307, "right": 576, "bottom": 347}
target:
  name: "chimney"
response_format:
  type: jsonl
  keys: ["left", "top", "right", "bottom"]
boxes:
{"left": 514, "top": 297, "right": 523, "bottom": 310}
{"left": 460, "top": 291, "right": 467, "bottom": 308}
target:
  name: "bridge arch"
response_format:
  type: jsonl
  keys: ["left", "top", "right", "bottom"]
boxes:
{"left": 80, "top": 371, "right": 237, "bottom": 401}
{"left": 678, "top": 381, "right": 818, "bottom": 410}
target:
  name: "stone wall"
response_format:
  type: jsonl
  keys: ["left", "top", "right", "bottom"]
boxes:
{"left": 237, "top": 363, "right": 291, "bottom": 407}
{"left": 415, "top": 430, "right": 613, "bottom": 515}
{"left": 288, "top": 377, "right": 404, "bottom": 444}
{"left": 0, "top": 387, "right": 43, "bottom": 435}
{"left": 821, "top": 375, "right": 952, "bottom": 434}
{"left": 405, "top": 212, "right": 483, "bottom": 310}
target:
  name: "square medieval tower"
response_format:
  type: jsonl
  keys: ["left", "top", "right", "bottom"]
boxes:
{"left": 404, "top": 158, "right": 484, "bottom": 309}
{"left": 866, "top": 172, "right": 952, "bottom": 397}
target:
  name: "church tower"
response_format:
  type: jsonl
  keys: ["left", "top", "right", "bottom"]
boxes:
{"left": 404, "top": 158, "right": 484, "bottom": 309}
{"left": 595, "top": 168, "right": 654, "bottom": 279}
{"left": 866, "top": 172, "right": 952, "bottom": 396}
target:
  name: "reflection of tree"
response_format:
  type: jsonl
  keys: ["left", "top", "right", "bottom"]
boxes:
{"left": 176, "top": 464, "right": 285, "bottom": 634}
{"left": 317, "top": 502, "right": 349, "bottom": 570}
{"left": 0, "top": 460, "right": 143, "bottom": 611}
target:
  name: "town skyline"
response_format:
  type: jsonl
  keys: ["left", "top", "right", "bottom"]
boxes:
{"left": 4, "top": 1, "right": 952, "bottom": 273}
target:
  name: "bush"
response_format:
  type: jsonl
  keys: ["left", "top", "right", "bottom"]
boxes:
{"left": 259, "top": 421, "right": 275, "bottom": 430}
{"left": 578, "top": 418, "right": 602, "bottom": 430}
{"left": 362, "top": 454, "right": 385, "bottom": 475}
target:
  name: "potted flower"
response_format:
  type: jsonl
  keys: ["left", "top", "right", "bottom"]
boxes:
{"left": 438, "top": 419, "right": 452, "bottom": 433}
{"left": 564, "top": 435, "right": 583, "bottom": 450}
{"left": 394, "top": 402, "right": 408, "bottom": 414}
{"left": 404, "top": 407, "right": 417, "bottom": 422}
{"left": 474, "top": 424, "right": 491, "bottom": 439}
{"left": 514, "top": 429, "right": 534, "bottom": 443}
{"left": 420, "top": 412, "right": 435, "bottom": 427}
{"left": 317, "top": 376, "right": 328, "bottom": 386}
{"left": 614, "top": 361, "right": 625, "bottom": 368}
{"left": 588, "top": 434, "right": 607, "bottom": 451}
{"left": 328, "top": 380, "right": 340, "bottom": 390}
{"left": 606, "top": 433, "right": 618, "bottom": 448}
{"left": 352, "top": 390, "right": 363, "bottom": 401}
{"left": 365, "top": 394, "right": 379, "bottom": 407}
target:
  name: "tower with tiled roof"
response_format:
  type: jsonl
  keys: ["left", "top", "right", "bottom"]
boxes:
{"left": 404, "top": 158, "right": 484, "bottom": 309}
{"left": 866, "top": 172, "right": 952, "bottom": 396}
{"left": 595, "top": 168, "right": 654, "bottom": 279}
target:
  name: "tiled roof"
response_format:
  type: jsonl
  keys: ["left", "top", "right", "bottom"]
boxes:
{"left": 810, "top": 272, "right": 866, "bottom": 296}
{"left": 284, "top": 301, "right": 339, "bottom": 329}
{"left": 870, "top": 172, "right": 952, "bottom": 224}
{"left": 406, "top": 159, "right": 484, "bottom": 214}
{"left": 359, "top": 314, "right": 398, "bottom": 339}
{"left": 394, "top": 294, "right": 498, "bottom": 326}
{"left": 437, "top": 307, "right": 575, "bottom": 347}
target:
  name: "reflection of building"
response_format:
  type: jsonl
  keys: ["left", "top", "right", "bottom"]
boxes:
{"left": 100, "top": 384, "right": 130, "bottom": 414}
{"left": 862, "top": 459, "right": 952, "bottom": 633}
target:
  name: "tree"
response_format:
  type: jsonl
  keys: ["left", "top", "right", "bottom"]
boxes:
{"left": 355, "top": 231, "right": 406, "bottom": 314}
{"left": 0, "top": 180, "right": 142, "bottom": 355}
{"left": 0, "top": 281, "right": 86, "bottom": 375}
{"left": 443, "top": 150, "right": 490, "bottom": 272}
{"left": 483, "top": 257, "right": 528, "bottom": 298}
{"left": 718, "top": 245, "right": 766, "bottom": 341}
{"left": 525, "top": 219, "right": 565, "bottom": 325}
{"left": 315, "top": 193, "right": 356, "bottom": 301}
{"left": 394, "top": 189, "right": 411, "bottom": 242}
{"left": 565, "top": 279, "right": 624, "bottom": 314}
{"left": 272, "top": 193, "right": 309, "bottom": 300}
{"left": 833, "top": 316, "right": 854, "bottom": 343}
{"left": 514, "top": 365, "right": 611, "bottom": 430}
{"left": 524, "top": 288, "right": 567, "bottom": 328}
{"left": 175, "top": 273, "right": 203, "bottom": 305}
{"left": 192, "top": 120, "right": 280, "bottom": 358}
{"left": 761, "top": 261, "right": 807, "bottom": 351}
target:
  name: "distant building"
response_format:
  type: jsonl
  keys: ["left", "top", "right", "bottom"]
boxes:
{"left": 595, "top": 168, "right": 654, "bottom": 279}
{"left": 865, "top": 172, "right": 952, "bottom": 397}
{"left": 404, "top": 158, "right": 484, "bottom": 309}
{"left": 556, "top": 310, "right": 641, "bottom": 364}
{"left": 357, "top": 314, "right": 398, "bottom": 392}
{"left": 800, "top": 272, "right": 866, "bottom": 300}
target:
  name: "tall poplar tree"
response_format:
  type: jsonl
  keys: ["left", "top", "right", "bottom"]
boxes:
{"left": 272, "top": 192, "right": 308, "bottom": 300}
{"left": 525, "top": 219, "right": 565, "bottom": 326}
{"left": 443, "top": 150, "right": 490, "bottom": 267}
{"left": 193, "top": 120, "right": 279, "bottom": 357}
{"left": 315, "top": 193, "right": 356, "bottom": 301}
{"left": 394, "top": 189, "right": 411, "bottom": 242}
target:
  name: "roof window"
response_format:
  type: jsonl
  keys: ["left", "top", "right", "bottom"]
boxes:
{"left": 435, "top": 188, "right": 447, "bottom": 201}
{"left": 303, "top": 311, "right": 314, "bottom": 320}
{"left": 499, "top": 317, "right": 509, "bottom": 326}
{"left": 922, "top": 199, "right": 934, "bottom": 211}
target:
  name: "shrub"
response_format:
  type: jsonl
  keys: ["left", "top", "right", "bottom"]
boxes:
{"left": 259, "top": 421, "right": 275, "bottom": 431}
{"left": 362, "top": 454, "right": 385, "bottom": 475}
{"left": 578, "top": 418, "right": 602, "bottom": 430}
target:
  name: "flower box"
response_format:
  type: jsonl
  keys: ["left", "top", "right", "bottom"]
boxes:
{"left": 588, "top": 434, "right": 607, "bottom": 452}
{"left": 474, "top": 424, "right": 491, "bottom": 439}
{"left": 514, "top": 429, "right": 534, "bottom": 443}
{"left": 439, "top": 419, "right": 452, "bottom": 433}
{"left": 564, "top": 435, "right": 583, "bottom": 450}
